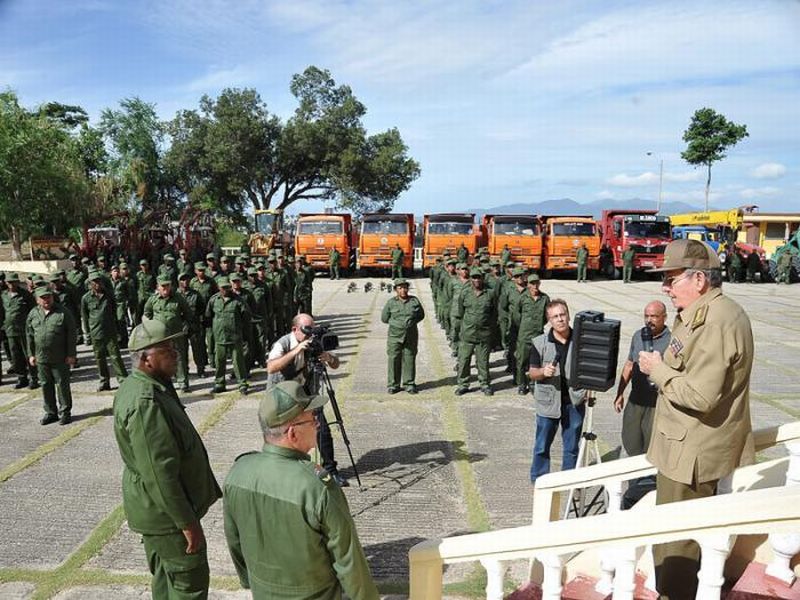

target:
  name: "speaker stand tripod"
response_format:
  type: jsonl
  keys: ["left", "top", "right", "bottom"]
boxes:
{"left": 563, "top": 392, "right": 605, "bottom": 519}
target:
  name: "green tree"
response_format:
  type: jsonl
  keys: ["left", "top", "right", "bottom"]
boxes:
{"left": 681, "top": 107, "right": 749, "bottom": 211}
{"left": 0, "top": 92, "right": 86, "bottom": 258}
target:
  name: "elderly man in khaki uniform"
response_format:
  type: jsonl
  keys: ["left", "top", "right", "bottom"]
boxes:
{"left": 639, "top": 239, "right": 754, "bottom": 600}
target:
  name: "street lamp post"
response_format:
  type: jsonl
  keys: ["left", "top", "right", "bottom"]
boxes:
{"left": 647, "top": 152, "right": 664, "bottom": 212}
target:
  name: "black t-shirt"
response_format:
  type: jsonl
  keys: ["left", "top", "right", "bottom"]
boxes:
{"left": 529, "top": 329, "right": 571, "bottom": 402}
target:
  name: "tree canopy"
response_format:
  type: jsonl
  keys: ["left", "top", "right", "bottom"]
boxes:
{"left": 681, "top": 107, "right": 748, "bottom": 210}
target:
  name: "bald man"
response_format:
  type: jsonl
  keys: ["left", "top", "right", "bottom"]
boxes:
{"left": 614, "top": 300, "right": 669, "bottom": 457}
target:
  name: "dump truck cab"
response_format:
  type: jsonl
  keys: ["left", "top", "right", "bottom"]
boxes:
{"left": 294, "top": 213, "right": 355, "bottom": 272}
{"left": 481, "top": 214, "right": 543, "bottom": 269}
{"left": 598, "top": 210, "right": 671, "bottom": 278}
{"left": 422, "top": 213, "right": 479, "bottom": 270}
{"left": 542, "top": 216, "right": 601, "bottom": 276}
{"left": 357, "top": 213, "right": 415, "bottom": 273}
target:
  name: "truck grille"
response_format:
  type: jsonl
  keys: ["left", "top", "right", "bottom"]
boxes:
{"left": 630, "top": 244, "right": 666, "bottom": 255}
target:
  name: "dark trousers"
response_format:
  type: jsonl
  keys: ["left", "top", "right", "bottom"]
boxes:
{"left": 92, "top": 337, "right": 128, "bottom": 385}
{"left": 9, "top": 335, "right": 37, "bottom": 384}
{"left": 653, "top": 472, "right": 718, "bottom": 600}
{"left": 315, "top": 407, "right": 338, "bottom": 474}
{"left": 39, "top": 362, "right": 73, "bottom": 417}
{"left": 143, "top": 531, "right": 209, "bottom": 600}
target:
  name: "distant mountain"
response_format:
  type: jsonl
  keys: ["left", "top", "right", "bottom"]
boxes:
{"left": 467, "top": 198, "right": 704, "bottom": 220}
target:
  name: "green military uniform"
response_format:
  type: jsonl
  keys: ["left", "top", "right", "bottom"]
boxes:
{"left": 622, "top": 247, "right": 635, "bottom": 283}
{"left": 455, "top": 269, "right": 496, "bottom": 395}
{"left": 729, "top": 250, "right": 744, "bottom": 283}
{"left": 504, "top": 269, "right": 528, "bottom": 389}
{"left": 328, "top": 248, "right": 341, "bottom": 280}
{"left": 390, "top": 244, "right": 404, "bottom": 279}
{"left": 230, "top": 274, "right": 256, "bottom": 374}
{"left": 26, "top": 288, "right": 77, "bottom": 423}
{"left": 81, "top": 273, "right": 128, "bottom": 390}
{"left": 66, "top": 258, "right": 87, "bottom": 343}
{"left": 456, "top": 243, "right": 469, "bottom": 263}
{"left": 776, "top": 252, "right": 793, "bottom": 284}
{"left": 111, "top": 269, "right": 130, "bottom": 348}
{"left": 381, "top": 279, "right": 425, "bottom": 393}
{"left": 516, "top": 277, "right": 550, "bottom": 391}
{"left": 265, "top": 259, "right": 287, "bottom": 337}
{"left": 500, "top": 245, "right": 512, "bottom": 265}
{"left": 178, "top": 276, "right": 208, "bottom": 377}
{"left": 576, "top": 245, "right": 589, "bottom": 282}
{"left": 448, "top": 266, "right": 470, "bottom": 355}
{"left": 294, "top": 260, "right": 314, "bottom": 316}
{"left": 2, "top": 274, "right": 37, "bottom": 388}
{"left": 136, "top": 261, "right": 156, "bottom": 324}
{"left": 113, "top": 321, "right": 221, "bottom": 600}
{"left": 144, "top": 278, "right": 196, "bottom": 392}
{"left": 438, "top": 261, "right": 456, "bottom": 337}
{"left": 205, "top": 277, "right": 249, "bottom": 393}
{"left": 176, "top": 252, "right": 194, "bottom": 280}
{"left": 429, "top": 258, "right": 441, "bottom": 311}
{"left": 51, "top": 275, "right": 81, "bottom": 348}
{"left": 158, "top": 256, "right": 179, "bottom": 289}
{"left": 190, "top": 265, "right": 218, "bottom": 370}
{"left": 246, "top": 270, "right": 271, "bottom": 367}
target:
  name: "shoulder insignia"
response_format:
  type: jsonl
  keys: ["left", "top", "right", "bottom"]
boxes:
{"left": 691, "top": 304, "right": 708, "bottom": 330}
{"left": 234, "top": 451, "right": 258, "bottom": 462}
{"left": 314, "top": 465, "right": 333, "bottom": 483}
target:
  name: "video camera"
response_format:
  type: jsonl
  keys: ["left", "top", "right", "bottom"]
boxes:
{"left": 300, "top": 324, "right": 339, "bottom": 358}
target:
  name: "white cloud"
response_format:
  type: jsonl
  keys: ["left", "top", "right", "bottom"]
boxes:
{"left": 751, "top": 163, "right": 787, "bottom": 179}
{"left": 185, "top": 65, "right": 258, "bottom": 92}
{"left": 596, "top": 190, "right": 615, "bottom": 200}
{"left": 607, "top": 170, "right": 701, "bottom": 187}
{"left": 740, "top": 187, "right": 781, "bottom": 199}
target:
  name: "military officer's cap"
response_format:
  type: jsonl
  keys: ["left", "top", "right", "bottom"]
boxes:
{"left": 456, "top": 262, "right": 468, "bottom": 270}
{"left": 393, "top": 278, "right": 410, "bottom": 288}
{"left": 69, "top": 254, "right": 79, "bottom": 261}
{"left": 511, "top": 267, "right": 526, "bottom": 277}
{"left": 216, "top": 276, "right": 231, "bottom": 288}
{"left": 527, "top": 273, "right": 541, "bottom": 283}
{"left": 81, "top": 257, "right": 91, "bottom": 264}
{"left": 469, "top": 268, "right": 484, "bottom": 278}
{"left": 5, "top": 272, "right": 20, "bottom": 283}
{"left": 178, "top": 271, "right": 191, "bottom": 281}
{"left": 195, "top": 262, "right": 206, "bottom": 271}
{"left": 229, "top": 273, "right": 242, "bottom": 282}
{"left": 163, "top": 253, "right": 175, "bottom": 262}
{"left": 35, "top": 286, "right": 54, "bottom": 298}
{"left": 156, "top": 275, "right": 172, "bottom": 286}
{"left": 206, "top": 252, "right": 216, "bottom": 260}
{"left": 129, "top": 318, "right": 185, "bottom": 352}
{"left": 259, "top": 380, "right": 329, "bottom": 428}
{"left": 648, "top": 239, "right": 721, "bottom": 272}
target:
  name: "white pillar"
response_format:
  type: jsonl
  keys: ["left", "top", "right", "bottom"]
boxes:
{"left": 766, "top": 442, "right": 800, "bottom": 584}
{"left": 596, "top": 480, "right": 624, "bottom": 595}
{"left": 696, "top": 534, "right": 733, "bottom": 600}
{"left": 538, "top": 553, "right": 564, "bottom": 600}
{"left": 479, "top": 558, "right": 504, "bottom": 600}
{"left": 611, "top": 546, "right": 637, "bottom": 600}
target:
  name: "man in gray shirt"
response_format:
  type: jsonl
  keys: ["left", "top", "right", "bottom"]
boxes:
{"left": 614, "top": 300, "right": 670, "bottom": 456}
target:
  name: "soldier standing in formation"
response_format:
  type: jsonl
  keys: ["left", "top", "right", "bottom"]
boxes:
{"left": 728, "top": 247, "right": 744, "bottom": 283}
{"left": 576, "top": 243, "right": 589, "bottom": 282}
{"left": 82, "top": 271, "right": 128, "bottom": 391}
{"left": 110, "top": 264, "right": 130, "bottom": 348}
{"left": 328, "top": 247, "right": 341, "bottom": 280}
{"left": 3, "top": 273, "right": 38, "bottom": 389}
{"left": 622, "top": 246, "right": 635, "bottom": 283}
{"left": 448, "top": 263, "right": 470, "bottom": 358}
{"left": 178, "top": 272, "right": 208, "bottom": 379}
{"left": 136, "top": 259, "right": 156, "bottom": 324}
{"left": 190, "top": 262, "right": 218, "bottom": 374}
{"left": 66, "top": 255, "right": 87, "bottom": 343}
{"left": 515, "top": 273, "right": 550, "bottom": 395}
{"left": 206, "top": 276, "right": 249, "bottom": 395}
{"left": 776, "top": 252, "right": 793, "bottom": 284}
{"left": 381, "top": 278, "right": 425, "bottom": 394}
{"left": 294, "top": 256, "right": 314, "bottom": 317}
{"left": 455, "top": 268, "right": 496, "bottom": 396}
{"left": 27, "top": 287, "right": 77, "bottom": 425}
{"left": 456, "top": 242, "right": 469, "bottom": 263}
{"left": 391, "top": 243, "right": 405, "bottom": 279}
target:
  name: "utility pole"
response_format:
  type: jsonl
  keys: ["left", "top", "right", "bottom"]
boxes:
{"left": 647, "top": 152, "right": 664, "bottom": 212}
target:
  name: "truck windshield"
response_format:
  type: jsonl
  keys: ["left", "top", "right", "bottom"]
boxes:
{"left": 298, "top": 221, "right": 343, "bottom": 235}
{"left": 495, "top": 220, "right": 539, "bottom": 236}
{"left": 626, "top": 221, "right": 671, "bottom": 238}
{"left": 428, "top": 222, "right": 473, "bottom": 235}
{"left": 552, "top": 222, "right": 596, "bottom": 236}
{"left": 254, "top": 213, "right": 277, "bottom": 235}
{"left": 362, "top": 220, "right": 408, "bottom": 235}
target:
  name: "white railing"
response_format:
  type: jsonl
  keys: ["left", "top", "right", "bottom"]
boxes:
{"left": 408, "top": 422, "right": 800, "bottom": 600}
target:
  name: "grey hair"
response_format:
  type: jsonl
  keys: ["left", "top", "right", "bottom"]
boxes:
{"left": 687, "top": 268, "right": 723, "bottom": 289}
{"left": 260, "top": 419, "right": 289, "bottom": 440}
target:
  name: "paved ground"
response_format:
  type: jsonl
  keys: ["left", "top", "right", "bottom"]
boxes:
{"left": 1, "top": 274, "right": 799, "bottom": 599}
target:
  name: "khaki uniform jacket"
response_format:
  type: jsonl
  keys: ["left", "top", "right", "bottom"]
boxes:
{"left": 647, "top": 288, "right": 755, "bottom": 485}
{"left": 223, "top": 445, "right": 378, "bottom": 600}
{"left": 113, "top": 369, "right": 221, "bottom": 534}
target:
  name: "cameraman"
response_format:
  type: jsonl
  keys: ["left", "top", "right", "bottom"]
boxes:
{"left": 267, "top": 313, "right": 346, "bottom": 486}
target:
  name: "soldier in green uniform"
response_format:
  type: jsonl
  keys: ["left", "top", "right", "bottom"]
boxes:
{"left": 190, "top": 263, "right": 218, "bottom": 371}
{"left": 223, "top": 381, "right": 378, "bottom": 599}
{"left": 120, "top": 262, "right": 138, "bottom": 325}
{"left": 205, "top": 252, "right": 219, "bottom": 278}
{"left": 391, "top": 243, "right": 404, "bottom": 279}
{"left": 136, "top": 259, "right": 156, "bottom": 324}
{"left": 280, "top": 254, "right": 299, "bottom": 319}
{"left": 247, "top": 267, "right": 270, "bottom": 367}
{"left": 294, "top": 257, "right": 314, "bottom": 317}
{"left": 230, "top": 273, "right": 256, "bottom": 374}
{"left": 776, "top": 251, "right": 794, "bottom": 284}
{"left": 113, "top": 319, "right": 221, "bottom": 600}
{"left": 500, "top": 244, "right": 512, "bottom": 265}
{"left": 516, "top": 273, "right": 550, "bottom": 394}
{"left": 66, "top": 255, "right": 87, "bottom": 343}
{"left": 159, "top": 253, "right": 179, "bottom": 288}
{"left": 110, "top": 264, "right": 131, "bottom": 348}
{"left": 381, "top": 278, "right": 425, "bottom": 394}
{"left": 438, "top": 259, "right": 457, "bottom": 337}
{"left": 176, "top": 248, "right": 193, "bottom": 279}
{"left": 3, "top": 273, "right": 37, "bottom": 389}
{"left": 27, "top": 287, "right": 77, "bottom": 425}
{"left": 328, "top": 247, "right": 341, "bottom": 280}
{"left": 456, "top": 242, "right": 469, "bottom": 263}
{"left": 455, "top": 268, "right": 496, "bottom": 396}
{"left": 50, "top": 270, "right": 81, "bottom": 348}
{"left": 82, "top": 271, "right": 128, "bottom": 391}
{"left": 503, "top": 268, "right": 527, "bottom": 388}
{"left": 265, "top": 255, "right": 287, "bottom": 337}
{"left": 728, "top": 248, "right": 744, "bottom": 283}
{"left": 206, "top": 276, "right": 249, "bottom": 394}
{"left": 576, "top": 243, "right": 589, "bottom": 282}
{"left": 622, "top": 246, "right": 636, "bottom": 283}
{"left": 448, "top": 263, "right": 470, "bottom": 357}
{"left": 178, "top": 272, "right": 208, "bottom": 378}
{"left": 254, "top": 264, "right": 275, "bottom": 347}
{"left": 144, "top": 276, "right": 196, "bottom": 393}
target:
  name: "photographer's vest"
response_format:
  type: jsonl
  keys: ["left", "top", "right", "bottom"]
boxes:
{"left": 267, "top": 333, "right": 317, "bottom": 393}
{"left": 531, "top": 332, "right": 585, "bottom": 419}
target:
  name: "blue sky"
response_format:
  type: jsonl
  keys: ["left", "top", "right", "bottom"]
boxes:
{"left": 1, "top": 0, "right": 798, "bottom": 214}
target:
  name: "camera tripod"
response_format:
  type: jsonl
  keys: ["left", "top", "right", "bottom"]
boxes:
{"left": 310, "top": 359, "right": 362, "bottom": 488}
{"left": 563, "top": 392, "right": 605, "bottom": 519}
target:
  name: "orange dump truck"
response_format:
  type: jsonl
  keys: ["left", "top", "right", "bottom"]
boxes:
{"left": 357, "top": 213, "right": 415, "bottom": 273}
{"left": 541, "top": 216, "right": 601, "bottom": 275}
{"left": 294, "top": 213, "right": 355, "bottom": 272}
{"left": 422, "top": 213, "right": 479, "bottom": 270}
{"left": 482, "top": 214, "right": 543, "bottom": 269}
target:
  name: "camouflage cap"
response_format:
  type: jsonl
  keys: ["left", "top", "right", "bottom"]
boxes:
{"left": 258, "top": 381, "right": 328, "bottom": 428}
{"left": 35, "top": 286, "right": 54, "bottom": 298}
{"left": 648, "top": 239, "right": 721, "bottom": 272}
{"left": 129, "top": 318, "right": 185, "bottom": 352}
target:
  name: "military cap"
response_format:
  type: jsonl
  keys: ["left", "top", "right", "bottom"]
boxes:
{"left": 48, "top": 273, "right": 61, "bottom": 283}
{"left": 435, "top": 257, "right": 443, "bottom": 263}
{"left": 110, "top": 264, "right": 120, "bottom": 272}
{"left": 86, "top": 271, "right": 103, "bottom": 283}
{"left": 206, "top": 252, "right": 216, "bottom": 260}
{"left": 457, "top": 262, "right": 468, "bottom": 270}
{"left": 129, "top": 318, "right": 185, "bottom": 352}
{"left": 179, "top": 248, "right": 187, "bottom": 254}
{"left": 259, "top": 380, "right": 328, "bottom": 428}
{"left": 469, "top": 267, "right": 484, "bottom": 278}
{"left": 221, "top": 255, "right": 232, "bottom": 263}
{"left": 235, "top": 256, "right": 246, "bottom": 265}
{"left": 194, "top": 262, "right": 206, "bottom": 271}
{"left": 229, "top": 273, "right": 243, "bottom": 282}
{"left": 247, "top": 267, "right": 258, "bottom": 276}
{"left": 119, "top": 263, "right": 128, "bottom": 270}
{"left": 445, "top": 258, "right": 457, "bottom": 266}
{"left": 178, "top": 271, "right": 191, "bottom": 281}
{"left": 267, "top": 255, "right": 277, "bottom": 263}
{"left": 393, "top": 278, "right": 410, "bottom": 288}
{"left": 5, "top": 272, "right": 20, "bottom": 283}
{"left": 489, "top": 259, "right": 501, "bottom": 267}
{"left": 648, "top": 239, "right": 721, "bottom": 272}
{"left": 35, "top": 286, "right": 54, "bottom": 298}
{"left": 505, "top": 261, "right": 515, "bottom": 268}
{"left": 97, "top": 255, "right": 106, "bottom": 262}
{"left": 511, "top": 267, "right": 526, "bottom": 277}
{"left": 527, "top": 273, "right": 541, "bottom": 283}
{"left": 163, "top": 253, "right": 175, "bottom": 262}
{"left": 69, "top": 254, "right": 79, "bottom": 261}
{"left": 156, "top": 275, "right": 172, "bottom": 286}
{"left": 256, "top": 263, "right": 266, "bottom": 270}
{"left": 216, "top": 276, "right": 231, "bottom": 288}
{"left": 81, "top": 257, "right": 91, "bottom": 265}
{"left": 139, "top": 258, "right": 148, "bottom": 265}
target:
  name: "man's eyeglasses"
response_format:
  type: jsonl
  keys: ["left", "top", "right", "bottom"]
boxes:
{"left": 289, "top": 417, "right": 317, "bottom": 429}
{"left": 662, "top": 271, "right": 692, "bottom": 287}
